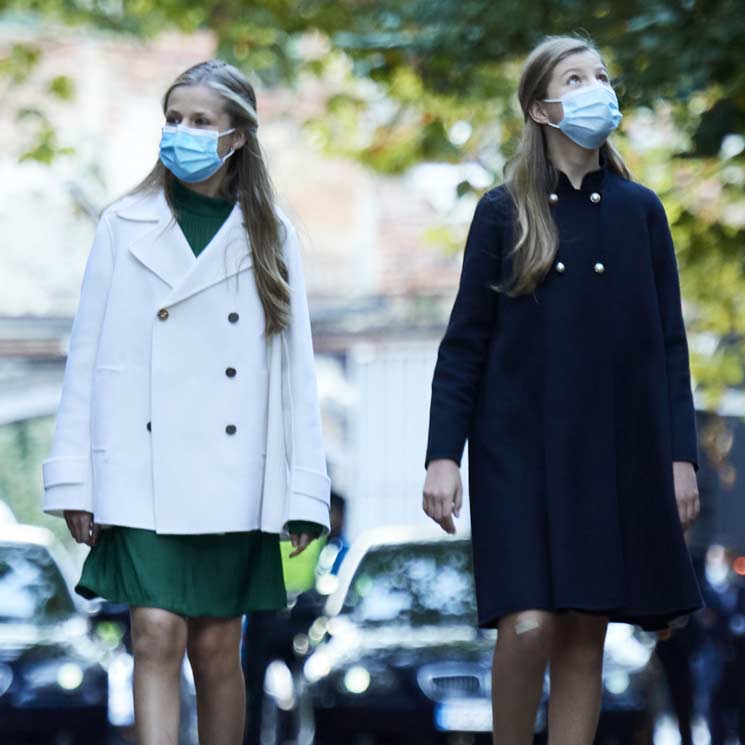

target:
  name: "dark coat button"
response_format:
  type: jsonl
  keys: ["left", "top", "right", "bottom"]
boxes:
{"left": 146, "top": 421, "right": 151, "bottom": 431}
{"left": 228, "top": 312, "right": 239, "bottom": 323}
{"left": 225, "top": 424, "right": 237, "bottom": 435}
{"left": 226, "top": 367, "right": 237, "bottom": 378}
{"left": 157, "top": 308, "right": 169, "bottom": 321}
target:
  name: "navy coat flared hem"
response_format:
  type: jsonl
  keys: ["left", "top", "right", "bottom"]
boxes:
{"left": 476, "top": 603, "right": 702, "bottom": 633}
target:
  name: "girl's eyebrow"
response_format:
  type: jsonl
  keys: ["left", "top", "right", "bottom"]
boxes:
{"left": 165, "top": 109, "right": 214, "bottom": 116}
{"left": 561, "top": 66, "right": 609, "bottom": 77}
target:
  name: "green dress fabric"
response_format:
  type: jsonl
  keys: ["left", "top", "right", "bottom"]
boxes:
{"left": 74, "top": 177, "right": 324, "bottom": 617}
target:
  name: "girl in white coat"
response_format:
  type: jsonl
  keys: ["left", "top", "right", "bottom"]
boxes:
{"left": 41, "top": 59, "right": 331, "bottom": 745}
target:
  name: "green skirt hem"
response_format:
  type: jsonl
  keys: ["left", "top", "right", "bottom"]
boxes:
{"left": 74, "top": 524, "right": 289, "bottom": 618}
{"left": 74, "top": 580, "right": 287, "bottom": 617}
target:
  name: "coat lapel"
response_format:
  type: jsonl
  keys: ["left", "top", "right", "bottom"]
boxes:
{"left": 115, "top": 187, "right": 252, "bottom": 306}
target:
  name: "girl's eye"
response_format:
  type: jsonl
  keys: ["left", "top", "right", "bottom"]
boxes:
{"left": 567, "top": 74, "right": 581, "bottom": 84}
{"left": 598, "top": 73, "right": 609, "bottom": 82}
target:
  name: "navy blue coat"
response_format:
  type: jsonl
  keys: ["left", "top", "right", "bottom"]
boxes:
{"left": 426, "top": 158, "right": 704, "bottom": 632}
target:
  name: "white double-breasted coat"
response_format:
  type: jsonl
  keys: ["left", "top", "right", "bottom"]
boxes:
{"left": 41, "top": 186, "right": 331, "bottom": 537}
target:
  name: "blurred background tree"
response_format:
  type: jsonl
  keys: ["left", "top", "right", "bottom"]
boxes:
{"left": 2, "top": 0, "right": 744, "bottom": 401}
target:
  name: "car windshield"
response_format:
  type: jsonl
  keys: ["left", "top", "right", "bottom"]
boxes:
{"left": 0, "top": 543, "right": 76, "bottom": 623}
{"left": 341, "top": 541, "right": 477, "bottom": 626}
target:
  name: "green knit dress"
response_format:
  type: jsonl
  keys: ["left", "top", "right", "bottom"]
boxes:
{"left": 75, "top": 178, "right": 324, "bottom": 617}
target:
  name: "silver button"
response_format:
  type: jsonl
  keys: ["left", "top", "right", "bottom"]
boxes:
{"left": 590, "top": 192, "right": 601, "bottom": 203}
{"left": 555, "top": 261, "right": 566, "bottom": 273}
{"left": 594, "top": 262, "right": 605, "bottom": 274}
{"left": 548, "top": 193, "right": 559, "bottom": 205}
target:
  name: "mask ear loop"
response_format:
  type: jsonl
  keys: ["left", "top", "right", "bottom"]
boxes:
{"left": 541, "top": 98, "right": 563, "bottom": 128}
{"left": 217, "top": 127, "right": 236, "bottom": 163}
{"left": 218, "top": 128, "right": 237, "bottom": 163}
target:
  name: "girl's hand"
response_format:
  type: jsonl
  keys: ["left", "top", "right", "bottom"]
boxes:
{"left": 63, "top": 510, "right": 101, "bottom": 547}
{"left": 288, "top": 532, "right": 313, "bottom": 557}
{"left": 673, "top": 461, "right": 700, "bottom": 533}
{"left": 423, "top": 459, "right": 463, "bottom": 535}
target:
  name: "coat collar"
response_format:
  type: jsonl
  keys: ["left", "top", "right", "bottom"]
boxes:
{"left": 113, "top": 187, "right": 252, "bottom": 306}
{"left": 553, "top": 150, "right": 608, "bottom": 194}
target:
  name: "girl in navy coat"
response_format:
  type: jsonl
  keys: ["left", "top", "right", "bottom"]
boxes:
{"left": 423, "top": 35, "right": 703, "bottom": 744}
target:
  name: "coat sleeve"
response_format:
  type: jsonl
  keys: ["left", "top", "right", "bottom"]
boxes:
{"left": 425, "top": 193, "right": 503, "bottom": 469}
{"left": 41, "top": 212, "right": 116, "bottom": 516}
{"left": 281, "top": 218, "right": 331, "bottom": 535}
{"left": 647, "top": 193, "right": 700, "bottom": 471}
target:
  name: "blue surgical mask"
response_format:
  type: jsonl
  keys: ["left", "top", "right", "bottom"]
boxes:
{"left": 159, "top": 124, "right": 236, "bottom": 183}
{"left": 543, "top": 85, "right": 622, "bottom": 149}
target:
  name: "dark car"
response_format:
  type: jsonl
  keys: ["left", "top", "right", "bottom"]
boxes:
{"left": 261, "top": 527, "right": 659, "bottom": 745}
{"left": 0, "top": 524, "right": 109, "bottom": 745}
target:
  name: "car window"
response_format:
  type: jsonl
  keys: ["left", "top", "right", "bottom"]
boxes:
{"left": 341, "top": 541, "right": 477, "bottom": 626}
{"left": 0, "top": 543, "right": 76, "bottom": 623}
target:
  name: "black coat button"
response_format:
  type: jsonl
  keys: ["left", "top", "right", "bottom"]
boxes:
{"left": 225, "top": 424, "right": 237, "bottom": 435}
{"left": 146, "top": 421, "right": 151, "bottom": 432}
{"left": 157, "top": 308, "right": 169, "bottom": 321}
{"left": 226, "top": 367, "right": 237, "bottom": 378}
{"left": 228, "top": 312, "right": 239, "bottom": 323}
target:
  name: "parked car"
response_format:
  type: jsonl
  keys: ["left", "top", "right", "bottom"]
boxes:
{"left": 261, "top": 526, "right": 658, "bottom": 745}
{"left": 0, "top": 523, "right": 109, "bottom": 745}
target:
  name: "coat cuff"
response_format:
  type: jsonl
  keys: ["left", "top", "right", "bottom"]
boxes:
{"left": 673, "top": 453, "right": 700, "bottom": 473}
{"left": 286, "top": 467, "right": 331, "bottom": 536}
{"left": 43, "top": 456, "right": 88, "bottom": 486}
{"left": 424, "top": 448, "right": 464, "bottom": 470}
{"left": 42, "top": 457, "right": 93, "bottom": 516}
{"left": 43, "top": 484, "right": 94, "bottom": 517}
{"left": 287, "top": 520, "right": 325, "bottom": 538}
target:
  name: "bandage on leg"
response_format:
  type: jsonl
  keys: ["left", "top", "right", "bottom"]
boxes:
{"left": 514, "top": 611, "right": 543, "bottom": 636}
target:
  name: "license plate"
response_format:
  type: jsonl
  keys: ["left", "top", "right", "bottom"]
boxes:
{"left": 434, "top": 699, "right": 493, "bottom": 732}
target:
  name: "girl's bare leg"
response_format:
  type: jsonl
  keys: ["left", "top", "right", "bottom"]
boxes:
{"left": 491, "top": 610, "right": 557, "bottom": 745}
{"left": 547, "top": 611, "right": 609, "bottom": 745}
{"left": 131, "top": 606, "right": 188, "bottom": 745}
{"left": 186, "top": 615, "right": 246, "bottom": 745}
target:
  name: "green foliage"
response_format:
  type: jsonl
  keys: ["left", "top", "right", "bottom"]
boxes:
{"left": 47, "top": 73, "right": 74, "bottom": 99}
{"left": 2, "top": 43, "right": 77, "bottom": 161}
{"left": 0, "top": 40, "right": 41, "bottom": 82}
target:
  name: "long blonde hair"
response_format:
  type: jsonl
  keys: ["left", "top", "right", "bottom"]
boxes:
{"left": 501, "top": 34, "right": 630, "bottom": 296}
{"left": 123, "top": 59, "right": 289, "bottom": 335}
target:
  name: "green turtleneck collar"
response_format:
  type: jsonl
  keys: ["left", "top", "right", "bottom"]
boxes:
{"left": 171, "top": 177, "right": 235, "bottom": 219}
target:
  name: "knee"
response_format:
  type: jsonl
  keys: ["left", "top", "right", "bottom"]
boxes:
{"left": 131, "top": 610, "right": 186, "bottom": 666}
{"left": 187, "top": 626, "right": 241, "bottom": 679}
{"left": 559, "top": 634, "right": 606, "bottom": 672}
{"left": 553, "top": 614, "right": 608, "bottom": 672}
{"left": 498, "top": 610, "right": 556, "bottom": 659}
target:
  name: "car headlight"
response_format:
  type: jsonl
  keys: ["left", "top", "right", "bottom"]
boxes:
{"left": 25, "top": 660, "right": 85, "bottom": 692}
{"left": 343, "top": 665, "right": 370, "bottom": 694}
{"left": 336, "top": 663, "right": 397, "bottom": 696}
{"left": 57, "top": 662, "right": 84, "bottom": 690}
